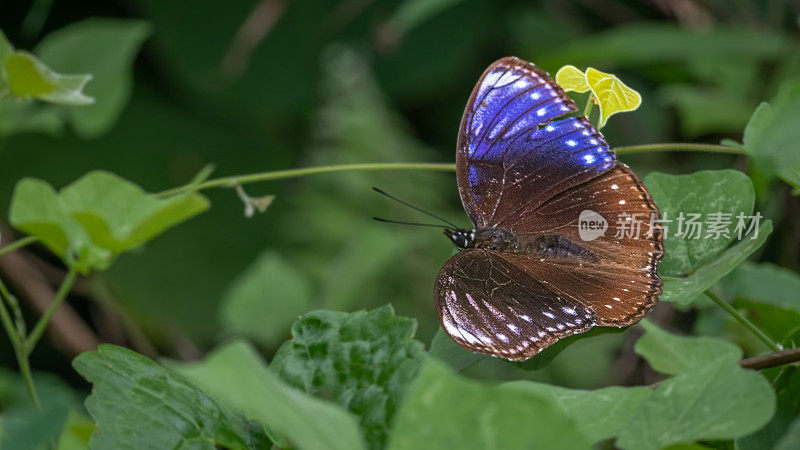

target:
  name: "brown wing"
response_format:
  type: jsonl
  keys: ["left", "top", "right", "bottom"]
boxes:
{"left": 434, "top": 249, "right": 595, "bottom": 361}
{"left": 499, "top": 165, "right": 664, "bottom": 326}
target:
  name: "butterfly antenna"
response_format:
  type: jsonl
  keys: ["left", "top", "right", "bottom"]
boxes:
{"left": 372, "top": 187, "right": 460, "bottom": 229}
{"left": 373, "top": 217, "right": 452, "bottom": 229}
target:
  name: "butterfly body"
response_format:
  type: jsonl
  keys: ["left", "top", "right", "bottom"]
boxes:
{"left": 434, "top": 57, "right": 664, "bottom": 361}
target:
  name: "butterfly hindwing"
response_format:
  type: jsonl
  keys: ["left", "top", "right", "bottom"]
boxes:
{"left": 434, "top": 249, "right": 595, "bottom": 360}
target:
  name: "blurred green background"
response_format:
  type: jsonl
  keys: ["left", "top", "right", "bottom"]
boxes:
{"left": 1, "top": 0, "right": 798, "bottom": 390}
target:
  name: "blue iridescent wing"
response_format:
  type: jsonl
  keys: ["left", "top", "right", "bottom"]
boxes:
{"left": 456, "top": 56, "right": 617, "bottom": 229}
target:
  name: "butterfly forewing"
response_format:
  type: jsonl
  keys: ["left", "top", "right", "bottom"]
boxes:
{"left": 501, "top": 165, "right": 663, "bottom": 326}
{"left": 457, "top": 57, "right": 616, "bottom": 229}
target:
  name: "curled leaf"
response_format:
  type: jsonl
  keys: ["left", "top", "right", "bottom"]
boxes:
{"left": 555, "top": 65, "right": 590, "bottom": 93}
{"left": 585, "top": 67, "right": 641, "bottom": 128}
{"left": 3, "top": 51, "right": 94, "bottom": 105}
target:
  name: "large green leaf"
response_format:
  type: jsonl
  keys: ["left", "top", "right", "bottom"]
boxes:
{"left": 387, "top": 359, "right": 593, "bottom": 450}
{"left": 501, "top": 382, "right": 652, "bottom": 443}
{"left": 739, "top": 79, "right": 800, "bottom": 189}
{"left": 660, "top": 220, "right": 772, "bottom": 304}
{"left": 270, "top": 305, "right": 426, "bottom": 449}
{"left": 35, "top": 19, "right": 151, "bottom": 137}
{"left": 72, "top": 345, "right": 268, "bottom": 449}
{"left": 634, "top": 320, "right": 741, "bottom": 376}
{"left": 0, "top": 369, "right": 83, "bottom": 450}
{"left": 616, "top": 359, "right": 775, "bottom": 450}
{"left": 615, "top": 322, "right": 775, "bottom": 450}
{"left": 9, "top": 171, "right": 209, "bottom": 272}
{"left": 737, "top": 367, "right": 800, "bottom": 450}
{"left": 722, "top": 262, "right": 800, "bottom": 314}
{"left": 220, "top": 251, "right": 312, "bottom": 347}
{"left": 170, "top": 340, "right": 367, "bottom": 450}
{"left": 644, "top": 170, "right": 755, "bottom": 276}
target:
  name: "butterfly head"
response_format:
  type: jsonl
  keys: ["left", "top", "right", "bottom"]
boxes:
{"left": 445, "top": 228, "right": 476, "bottom": 249}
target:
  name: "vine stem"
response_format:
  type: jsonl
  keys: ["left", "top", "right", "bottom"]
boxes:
{"left": 155, "top": 162, "right": 456, "bottom": 197}
{"left": 740, "top": 347, "right": 800, "bottom": 370}
{"left": 705, "top": 290, "right": 782, "bottom": 352}
{"left": 26, "top": 268, "right": 78, "bottom": 353}
{"left": 0, "top": 236, "right": 39, "bottom": 257}
{"left": 155, "top": 143, "right": 744, "bottom": 197}
{"left": 0, "top": 276, "right": 39, "bottom": 408}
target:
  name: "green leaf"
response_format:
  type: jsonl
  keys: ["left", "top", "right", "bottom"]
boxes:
{"left": 35, "top": 19, "right": 151, "bottom": 137}
{"left": 736, "top": 366, "right": 800, "bottom": 450}
{"left": 615, "top": 323, "right": 776, "bottom": 450}
{"left": 58, "top": 171, "right": 209, "bottom": 253}
{"left": 740, "top": 79, "right": 800, "bottom": 189}
{"left": 387, "top": 0, "right": 465, "bottom": 39}
{"left": 775, "top": 415, "right": 800, "bottom": 450}
{"left": 429, "top": 327, "right": 483, "bottom": 371}
{"left": 585, "top": 67, "right": 642, "bottom": 127}
{"left": 220, "top": 251, "right": 312, "bottom": 347}
{"left": 387, "top": 359, "right": 593, "bottom": 450}
{"left": 169, "top": 340, "right": 367, "bottom": 450}
{"left": 10, "top": 171, "right": 209, "bottom": 272}
{"left": 555, "top": 65, "right": 590, "bottom": 93}
{"left": 501, "top": 382, "right": 652, "bottom": 443}
{"left": 9, "top": 178, "right": 111, "bottom": 273}
{"left": 645, "top": 170, "right": 755, "bottom": 276}
{"left": 56, "top": 413, "right": 94, "bottom": 450}
{"left": 660, "top": 220, "right": 772, "bottom": 304}
{"left": 72, "top": 344, "right": 268, "bottom": 449}
{"left": 634, "top": 320, "right": 741, "bottom": 376}
{"left": 270, "top": 305, "right": 426, "bottom": 449}
{"left": 3, "top": 51, "right": 93, "bottom": 105}
{"left": 515, "top": 325, "right": 629, "bottom": 371}
{"left": 0, "top": 29, "right": 13, "bottom": 62}
{"left": 617, "top": 360, "right": 775, "bottom": 450}
{"left": 723, "top": 262, "right": 800, "bottom": 314}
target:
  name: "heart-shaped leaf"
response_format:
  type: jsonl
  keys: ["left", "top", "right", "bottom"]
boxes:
{"left": 555, "top": 65, "right": 590, "bottom": 93}
{"left": 585, "top": 67, "right": 642, "bottom": 128}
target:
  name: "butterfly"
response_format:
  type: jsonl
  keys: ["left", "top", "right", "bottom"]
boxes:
{"left": 435, "top": 57, "right": 664, "bottom": 361}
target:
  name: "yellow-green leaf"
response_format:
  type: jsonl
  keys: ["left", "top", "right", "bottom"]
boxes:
{"left": 555, "top": 65, "right": 590, "bottom": 93}
{"left": 4, "top": 51, "right": 93, "bottom": 105}
{"left": 585, "top": 67, "right": 641, "bottom": 128}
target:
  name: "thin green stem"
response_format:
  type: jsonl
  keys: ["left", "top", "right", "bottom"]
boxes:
{"left": 705, "top": 290, "right": 782, "bottom": 352}
{"left": 583, "top": 96, "right": 594, "bottom": 119}
{"left": 16, "top": 346, "right": 40, "bottom": 409}
{"left": 155, "top": 142, "right": 746, "bottom": 198}
{"left": 0, "top": 276, "right": 38, "bottom": 408}
{"left": 26, "top": 268, "right": 78, "bottom": 353}
{"left": 615, "top": 143, "right": 746, "bottom": 155}
{"left": 0, "top": 236, "right": 39, "bottom": 258}
{"left": 0, "top": 276, "right": 25, "bottom": 337}
{"left": 156, "top": 162, "right": 457, "bottom": 197}
{"left": 0, "top": 278, "right": 22, "bottom": 350}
